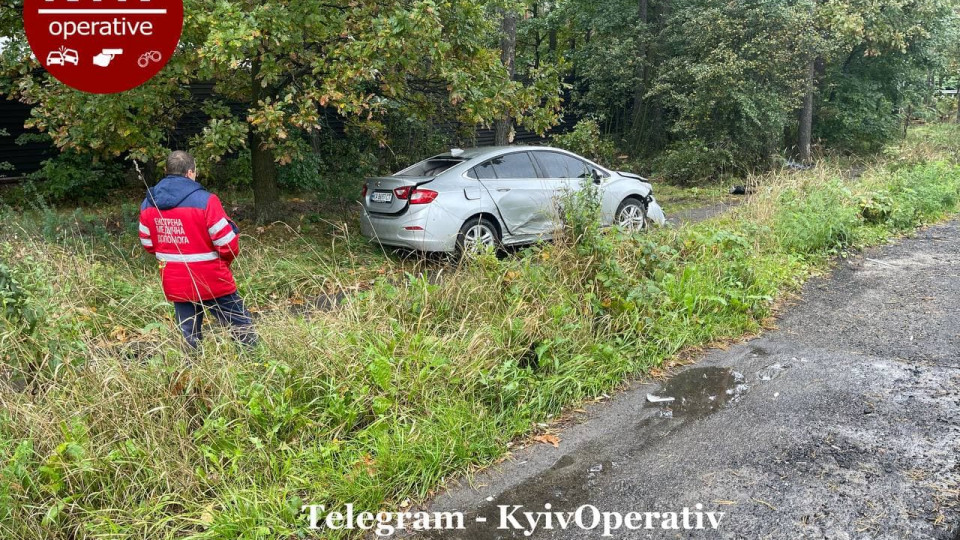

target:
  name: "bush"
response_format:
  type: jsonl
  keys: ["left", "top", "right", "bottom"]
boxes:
{"left": 278, "top": 134, "right": 380, "bottom": 202}
{"left": 774, "top": 179, "right": 860, "bottom": 255}
{"left": 0, "top": 263, "right": 38, "bottom": 332}
{"left": 815, "top": 77, "right": 901, "bottom": 154}
{"left": 27, "top": 151, "right": 126, "bottom": 204}
{"left": 205, "top": 148, "right": 253, "bottom": 189}
{"left": 0, "top": 128, "right": 13, "bottom": 176}
{"left": 551, "top": 119, "right": 617, "bottom": 167}
{"left": 652, "top": 139, "right": 733, "bottom": 184}
{"left": 278, "top": 114, "right": 450, "bottom": 201}
{"left": 558, "top": 178, "right": 605, "bottom": 255}
{"left": 858, "top": 191, "right": 894, "bottom": 224}
{"left": 866, "top": 161, "right": 960, "bottom": 231}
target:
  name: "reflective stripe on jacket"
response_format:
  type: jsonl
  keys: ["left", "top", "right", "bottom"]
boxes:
{"left": 138, "top": 175, "right": 240, "bottom": 302}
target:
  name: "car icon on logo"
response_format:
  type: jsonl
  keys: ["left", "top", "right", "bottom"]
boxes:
{"left": 46, "top": 49, "right": 79, "bottom": 66}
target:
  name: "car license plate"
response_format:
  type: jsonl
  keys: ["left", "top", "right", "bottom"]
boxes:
{"left": 371, "top": 191, "right": 393, "bottom": 203}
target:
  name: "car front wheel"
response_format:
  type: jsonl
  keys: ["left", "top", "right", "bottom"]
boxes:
{"left": 615, "top": 197, "right": 648, "bottom": 232}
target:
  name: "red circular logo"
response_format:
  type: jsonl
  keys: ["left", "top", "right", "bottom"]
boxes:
{"left": 23, "top": 0, "right": 183, "bottom": 94}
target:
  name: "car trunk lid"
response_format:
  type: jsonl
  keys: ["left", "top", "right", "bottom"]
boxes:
{"left": 362, "top": 176, "right": 435, "bottom": 215}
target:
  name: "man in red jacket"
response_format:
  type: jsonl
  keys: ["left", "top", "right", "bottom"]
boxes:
{"left": 138, "top": 151, "right": 258, "bottom": 348}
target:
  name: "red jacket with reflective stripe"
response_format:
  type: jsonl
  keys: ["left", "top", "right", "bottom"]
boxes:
{"left": 138, "top": 176, "right": 240, "bottom": 302}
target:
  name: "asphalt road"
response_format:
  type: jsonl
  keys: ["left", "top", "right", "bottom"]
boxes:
{"left": 415, "top": 220, "right": 960, "bottom": 539}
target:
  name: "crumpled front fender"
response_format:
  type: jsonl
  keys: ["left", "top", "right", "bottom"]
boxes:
{"left": 646, "top": 197, "right": 667, "bottom": 226}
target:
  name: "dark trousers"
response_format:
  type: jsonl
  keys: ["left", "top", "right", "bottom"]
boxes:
{"left": 173, "top": 292, "right": 258, "bottom": 349}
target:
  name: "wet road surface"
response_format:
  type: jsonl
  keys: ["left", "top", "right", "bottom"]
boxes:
{"left": 415, "top": 220, "right": 960, "bottom": 539}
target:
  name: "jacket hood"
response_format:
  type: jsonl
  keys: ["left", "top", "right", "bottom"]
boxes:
{"left": 145, "top": 176, "right": 205, "bottom": 210}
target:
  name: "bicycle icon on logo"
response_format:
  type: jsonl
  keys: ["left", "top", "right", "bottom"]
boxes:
{"left": 138, "top": 51, "right": 162, "bottom": 68}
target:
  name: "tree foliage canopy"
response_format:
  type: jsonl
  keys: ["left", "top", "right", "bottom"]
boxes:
{"left": 1, "top": 0, "right": 563, "bottom": 217}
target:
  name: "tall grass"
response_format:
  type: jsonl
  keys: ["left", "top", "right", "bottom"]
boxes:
{"left": 1, "top": 124, "right": 959, "bottom": 539}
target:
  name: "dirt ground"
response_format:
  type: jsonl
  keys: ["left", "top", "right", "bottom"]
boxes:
{"left": 667, "top": 199, "right": 742, "bottom": 225}
{"left": 415, "top": 220, "right": 960, "bottom": 539}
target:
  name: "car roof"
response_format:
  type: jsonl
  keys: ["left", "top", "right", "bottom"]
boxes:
{"left": 402, "top": 145, "right": 616, "bottom": 178}
{"left": 435, "top": 145, "right": 568, "bottom": 161}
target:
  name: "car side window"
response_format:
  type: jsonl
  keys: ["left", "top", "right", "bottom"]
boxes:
{"left": 468, "top": 159, "right": 498, "bottom": 179}
{"left": 488, "top": 152, "right": 539, "bottom": 179}
{"left": 533, "top": 151, "right": 590, "bottom": 179}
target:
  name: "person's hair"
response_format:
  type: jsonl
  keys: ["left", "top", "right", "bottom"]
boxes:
{"left": 166, "top": 151, "right": 196, "bottom": 177}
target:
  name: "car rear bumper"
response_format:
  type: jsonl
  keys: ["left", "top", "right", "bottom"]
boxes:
{"left": 360, "top": 207, "right": 460, "bottom": 252}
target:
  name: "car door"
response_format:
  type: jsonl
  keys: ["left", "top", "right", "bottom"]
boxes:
{"left": 469, "top": 151, "right": 558, "bottom": 238}
{"left": 530, "top": 150, "right": 596, "bottom": 226}
{"left": 530, "top": 150, "right": 593, "bottom": 193}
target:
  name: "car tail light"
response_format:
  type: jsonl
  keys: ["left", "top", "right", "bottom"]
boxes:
{"left": 394, "top": 186, "right": 411, "bottom": 199}
{"left": 409, "top": 189, "right": 438, "bottom": 204}
{"left": 361, "top": 184, "right": 367, "bottom": 197}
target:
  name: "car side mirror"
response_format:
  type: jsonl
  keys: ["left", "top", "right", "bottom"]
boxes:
{"left": 591, "top": 168, "right": 603, "bottom": 184}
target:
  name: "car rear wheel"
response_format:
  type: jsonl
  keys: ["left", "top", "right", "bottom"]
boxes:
{"left": 615, "top": 197, "right": 648, "bottom": 232}
{"left": 456, "top": 217, "right": 500, "bottom": 256}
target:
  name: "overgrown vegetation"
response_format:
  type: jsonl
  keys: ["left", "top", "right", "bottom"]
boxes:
{"left": 0, "top": 124, "right": 958, "bottom": 538}
{"left": 550, "top": 118, "right": 618, "bottom": 167}
{"left": 25, "top": 151, "right": 127, "bottom": 204}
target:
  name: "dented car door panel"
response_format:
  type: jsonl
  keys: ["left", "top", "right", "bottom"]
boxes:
{"left": 473, "top": 152, "right": 561, "bottom": 237}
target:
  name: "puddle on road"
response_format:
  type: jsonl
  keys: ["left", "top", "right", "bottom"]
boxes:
{"left": 422, "top": 369, "right": 751, "bottom": 539}
{"left": 645, "top": 367, "right": 748, "bottom": 419}
{"left": 419, "top": 368, "right": 760, "bottom": 539}
{"left": 418, "top": 363, "right": 794, "bottom": 538}
{"left": 756, "top": 362, "right": 791, "bottom": 381}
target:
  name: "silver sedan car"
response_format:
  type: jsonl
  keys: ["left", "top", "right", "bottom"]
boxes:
{"left": 359, "top": 146, "right": 667, "bottom": 254}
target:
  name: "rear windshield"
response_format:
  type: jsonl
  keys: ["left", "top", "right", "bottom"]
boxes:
{"left": 394, "top": 157, "right": 466, "bottom": 177}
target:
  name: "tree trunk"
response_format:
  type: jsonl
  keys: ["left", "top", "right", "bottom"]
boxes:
{"left": 798, "top": 56, "right": 816, "bottom": 163}
{"left": 144, "top": 160, "right": 158, "bottom": 184}
{"left": 249, "top": 57, "right": 281, "bottom": 222}
{"left": 568, "top": 31, "right": 577, "bottom": 80}
{"left": 903, "top": 104, "right": 912, "bottom": 138}
{"left": 250, "top": 129, "right": 280, "bottom": 222}
{"left": 532, "top": 3, "right": 541, "bottom": 70}
{"left": 629, "top": 0, "right": 649, "bottom": 142}
{"left": 494, "top": 9, "right": 517, "bottom": 146}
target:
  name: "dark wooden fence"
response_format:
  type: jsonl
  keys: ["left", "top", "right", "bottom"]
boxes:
{"left": 0, "top": 100, "right": 55, "bottom": 179}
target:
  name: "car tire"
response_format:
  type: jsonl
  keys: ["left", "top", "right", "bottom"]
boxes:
{"left": 456, "top": 217, "right": 501, "bottom": 257}
{"left": 615, "top": 197, "right": 648, "bottom": 232}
